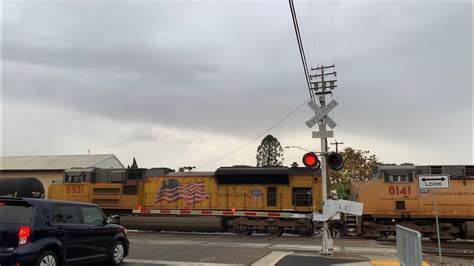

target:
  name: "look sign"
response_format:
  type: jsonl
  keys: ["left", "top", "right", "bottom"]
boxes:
{"left": 418, "top": 175, "right": 450, "bottom": 190}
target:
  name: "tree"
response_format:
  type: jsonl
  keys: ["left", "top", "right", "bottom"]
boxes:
{"left": 128, "top": 157, "right": 138, "bottom": 169}
{"left": 256, "top": 134, "right": 284, "bottom": 167}
{"left": 130, "top": 157, "right": 138, "bottom": 169}
{"left": 178, "top": 166, "right": 196, "bottom": 172}
{"left": 329, "top": 147, "right": 378, "bottom": 199}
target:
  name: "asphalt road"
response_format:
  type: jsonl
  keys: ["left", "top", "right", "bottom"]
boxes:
{"left": 122, "top": 231, "right": 388, "bottom": 266}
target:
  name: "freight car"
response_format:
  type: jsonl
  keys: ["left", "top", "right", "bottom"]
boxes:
{"left": 48, "top": 166, "right": 323, "bottom": 236}
{"left": 346, "top": 165, "right": 474, "bottom": 240}
{"left": 0, "top": 177, "right": 45, "bottom": 198}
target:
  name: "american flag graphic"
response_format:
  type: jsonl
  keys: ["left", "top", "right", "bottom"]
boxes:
{"left": 156, "top": 179, "right": 208, "bottom": 204}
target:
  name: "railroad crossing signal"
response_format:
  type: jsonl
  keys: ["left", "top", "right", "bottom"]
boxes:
{"left": 302, "top": 152, "right": 320, "bottom": 170}
{"left": 418, "top": 175, "right": 450, "bottom": 190}
{"left": 305, "top": 99, "right": 338, "bottom": 129}
{"left": 327, "top": 152, "right": 344, "bottom": 171}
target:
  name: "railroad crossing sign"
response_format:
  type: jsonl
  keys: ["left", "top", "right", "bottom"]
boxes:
{"left": 418, "top": 175, "right": 450, "bottom": 190}
{"left": 417, "top": 174, "right": 450, "bottom": 262}
{"left": 305, "top": 99, "right": 338, "bottom": 129}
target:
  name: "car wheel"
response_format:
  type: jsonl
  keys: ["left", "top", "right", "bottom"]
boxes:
{"left": 36, "top": 250, "right": 58, "bottom": 266}
{"left": 110, "top": 241, "right": 125, "bottom": 266}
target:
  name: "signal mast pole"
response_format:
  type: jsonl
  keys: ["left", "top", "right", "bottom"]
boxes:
{"left": 310, "top": 64, "right": 337, "bottom": 255}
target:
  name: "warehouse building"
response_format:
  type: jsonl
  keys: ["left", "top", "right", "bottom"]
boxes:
{"left": 0, "top": 154, "right": 125, "bottom": 196}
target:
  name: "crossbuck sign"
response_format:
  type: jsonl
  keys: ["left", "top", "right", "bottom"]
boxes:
{"left": 306, "top": 99, "right": 338, "bottom": 129}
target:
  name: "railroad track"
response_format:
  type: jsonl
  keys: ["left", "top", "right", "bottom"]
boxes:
{"left": 376, "top": 239, "right": 474, "bottom": 260}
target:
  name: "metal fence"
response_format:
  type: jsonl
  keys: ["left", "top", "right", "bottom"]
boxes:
{"left": 396, "top": 225, "right": 423, "bottom": 266}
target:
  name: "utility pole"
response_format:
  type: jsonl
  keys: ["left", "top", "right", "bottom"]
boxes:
{"left": 309, "top": 64, "right": 337, "bottom": 255}
{"left": 330, "top": 140, "right": 343, "bottom": 153}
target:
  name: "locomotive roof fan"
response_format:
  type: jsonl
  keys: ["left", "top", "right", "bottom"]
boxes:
{"left": 327, "top": 152, "right": 344, "bottom": 171}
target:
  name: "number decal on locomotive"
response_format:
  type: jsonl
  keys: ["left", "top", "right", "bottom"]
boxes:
{"left": 66, "top": 185, "right": 84, "bottom": 194}
{"left": 388, "top": 185, "right": 411, "bottom": 196}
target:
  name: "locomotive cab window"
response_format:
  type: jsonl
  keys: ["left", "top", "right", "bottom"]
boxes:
{"left": 383, "top": 172, "right": 414, "bottom": 183}
{"left": 127, "top": 170, "right": 144, "bottom": 180}
{"left": 267, "top": 187, "right": 277, "bottom": 207}
{"left": 391, "top": 175, "right": 408, "bottom": 182}
{"left": 292, "top": 188, "right": 312, "bottom": 206}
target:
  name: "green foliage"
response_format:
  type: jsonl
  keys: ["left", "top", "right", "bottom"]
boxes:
{"left": 178, "top": 166, "right": 196, "bottom": 172}
{"left": 335, "top": 181, "right": 351, "bottom": 200}
{"left": 330, "top": 147, "right": 378, "bottom": 199}
{"left": 256, "top": 135, "right": 284, "bottom": 167}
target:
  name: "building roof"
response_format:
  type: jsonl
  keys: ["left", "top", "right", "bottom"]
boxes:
{"left": 0, "top": 154, "right": 125, "bottom": 171}
{"left": 378, "top": 165, "right": 417, "bottom": 171}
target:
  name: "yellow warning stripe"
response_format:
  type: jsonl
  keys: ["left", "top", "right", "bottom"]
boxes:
{"left": 371, "top": 261, "right": 429, "bottom": 266}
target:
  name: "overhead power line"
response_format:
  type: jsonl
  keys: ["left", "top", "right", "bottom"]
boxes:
{"left": 308, "top": 0, "right": 319, "bottom": 67}
{"left": 329, "top": 0, "right": 336, "bottom": 64}
{"left": 196, "top": 97, "right": 310, "bottom": 170}
{"left": 289, "top": 0, "right": 313, "bottom": 100}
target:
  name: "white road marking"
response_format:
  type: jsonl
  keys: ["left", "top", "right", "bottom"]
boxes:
{"left": 202, "top": 241, "right": 270, "bottom": 248}
{"left": 124, "top": 258, "right": 244, "bottom": 266}
{"left": 344, "top": 247, "right": 396, "bottom": 253}
{"left": 131, "top": 239, "right": 205, "bottom": 246}
{"left": 251, "top": 251, "right": 293, "bottom": 266}
{"left": 130, "top": 239, "right": 396, "bottom": 254}
{"left": 271, "top": 244, "right": 328, "bottom": 251}
{"left": 327, "top": 262, "right": 372, "bottom": 266}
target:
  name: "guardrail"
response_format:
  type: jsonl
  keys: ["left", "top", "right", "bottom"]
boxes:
{"left": 396, "top": 225, "right": 423, "bottom": 266}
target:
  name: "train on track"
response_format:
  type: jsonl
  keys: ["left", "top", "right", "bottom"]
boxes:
{"left": 48, "top": 166, "right": 321, "bottom": 236}
{"left": 45, "top": 164, "right": 474, "bottom": 239}
{"left": 0, "top": 177, "right": 45, "bottom": 198}
{"left": 346, "top": 165, "right": 474, "bottom": 240}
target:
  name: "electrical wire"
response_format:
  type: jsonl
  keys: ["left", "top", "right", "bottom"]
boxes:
{"left": 294, "top": 1, "right": 312, "bottom": 68}
{"left": 196, "top": 97, "right": 310, "bottom": 170}
{"left": 329, "top": 0, "right": 335, "bottom": 65}
{"left": 308, "top": 0, "right": 319, "bottom": 67}
{"left": 289, "top": 0, "right": 313, "bottom": 100}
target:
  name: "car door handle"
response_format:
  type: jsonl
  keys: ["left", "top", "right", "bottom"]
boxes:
{"left": 85, "top": 229, "right": 93, "bottom": 233}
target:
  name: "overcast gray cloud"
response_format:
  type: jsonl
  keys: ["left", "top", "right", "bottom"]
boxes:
{"left": 2, "top": 0, "right": 472, "bottom": 169}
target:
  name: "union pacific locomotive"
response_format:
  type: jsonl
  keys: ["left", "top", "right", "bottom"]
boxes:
{"left": 47, "top": 164, "right": 474, "bottom": 239}
{"left": 348, "top": 164, "right": 474, "bottom": 240}
{"left": 49, "top": 166, "right": 322, "bottom": 236}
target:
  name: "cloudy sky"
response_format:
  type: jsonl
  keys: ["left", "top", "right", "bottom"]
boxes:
{"left": 2, "top": 0, "right": 472, "bottom": 170}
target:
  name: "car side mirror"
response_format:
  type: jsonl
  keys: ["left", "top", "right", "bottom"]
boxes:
{"left": 105, "top": 217, "right": 113, "bottom": 224}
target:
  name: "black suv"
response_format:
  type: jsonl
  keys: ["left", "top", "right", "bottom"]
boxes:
{"left": 0, "top": 197, "right": 129, "bottom": 266}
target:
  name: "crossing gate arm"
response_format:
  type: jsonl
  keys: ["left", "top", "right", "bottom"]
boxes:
{"left": 132, "top": 208, "right": 311, "bottom": 219}
{"left": 312, "top": 199, "right": 364, "bottom": 222}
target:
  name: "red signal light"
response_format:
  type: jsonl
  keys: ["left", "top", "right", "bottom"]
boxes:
{"left": 302, "top": 152, "right": 320, "bottom": 170}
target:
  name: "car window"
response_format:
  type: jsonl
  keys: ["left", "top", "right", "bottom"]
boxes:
{"left": 0, "top": 201, "right": 32, "bottom": 224}
{"left": 53, "top": 205, "right": 81, "bottom": 224}
{"left": 80, "top": 206, "right": 104, "bottom": 225}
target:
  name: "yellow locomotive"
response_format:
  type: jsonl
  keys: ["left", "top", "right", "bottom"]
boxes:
{"left": 48, "top": 166, "right": 322, "bottom": 236}
{"left": 49, "top": 164, "right": 474, "bottom": 239}
{"left": 350, "top": 165, "right": 474, "bottom": 240}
